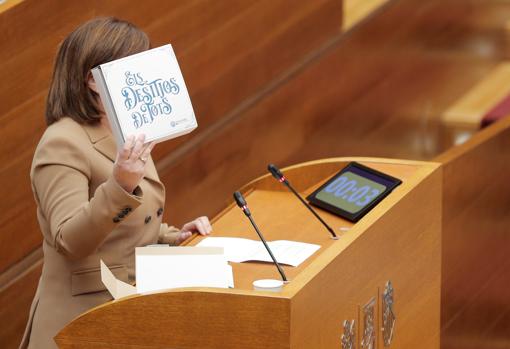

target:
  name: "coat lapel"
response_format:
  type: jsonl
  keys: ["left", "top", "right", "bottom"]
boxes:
{"left": 82, "top": 123, "right": 116, "bottom": 161}
{"left": 81, "top": 123, "right": 160, "bottom": 183}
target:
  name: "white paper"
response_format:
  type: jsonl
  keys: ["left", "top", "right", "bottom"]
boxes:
{"left": 196, "top": 237, "right": 321, "bottom": 267}
{"left": 135, "top": 246, "right": 232, "bottom": 293}
{"left": 100, "top": 260, "right": 136, "bottom": 300}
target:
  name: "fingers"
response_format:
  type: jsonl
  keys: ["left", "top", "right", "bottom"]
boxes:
{"left": 129, "top": 134, "right": 146, "bottom": 160}
{"left": 198, "top": 216, "right": 213, "bottom": 234}
{"left": 139, "top": 141, "right": 156, "bottom": 161}
{"left": 195, "top": 219, "right": 208, "bottom": 235}
{"left": 181, "top": 216, "right": 213, "bottom": 236}
{"left": 118, "top": 134, "right": 155, "bottom": 164}
{"left": 176, "top": 231, "right": 192, "bottom": 245}
{"left": 119, "top": 135, "right": 135, "bottom": 161}
{"left": 113, "top": 134, "right": 150, "bottom": 193}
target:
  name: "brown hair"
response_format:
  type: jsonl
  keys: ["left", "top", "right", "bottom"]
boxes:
{"left": 45, "top": 17, "right": 150, "bottom": 125}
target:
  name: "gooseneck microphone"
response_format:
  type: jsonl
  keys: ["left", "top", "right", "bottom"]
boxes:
{"left": 267, "top": 164, "right": 338, "bottom": 239}
{"left": 233, "top": 191, "right": 288, "bottom": 282}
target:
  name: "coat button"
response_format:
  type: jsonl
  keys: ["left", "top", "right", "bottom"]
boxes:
{"left": 113, "top": 217, "right": 120, "bottom": 223}
{"left": 144, "top": 215, "right": 152, "bottom": 224}
{"left": 157, "top": 208, "right": 163, "bottom": 217}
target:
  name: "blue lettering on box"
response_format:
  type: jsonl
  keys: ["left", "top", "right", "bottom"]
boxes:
{"left": 121, "top": 71, "right": 180, "bottom": 129}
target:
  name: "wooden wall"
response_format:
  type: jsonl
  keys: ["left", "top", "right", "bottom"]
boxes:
{"left": 436, "top": 117, "right": 510, "bottom": 349}
{"left": 2, "top": 0, "right": 510, "bottom": 348}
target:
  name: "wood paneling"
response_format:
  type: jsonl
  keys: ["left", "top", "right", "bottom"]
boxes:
{"left": 58, "top": 291, "right": 291, "bottom": 349}
{"left": 435, "top": 117, "right": 510, "bottom": 348}
{"left": 151, "top": 0, "right": 344, "bottom": 161}
{"left": 156, "top": 0, "right": 506, "bottom": 225}
{"left": 0, "top": 262, "right": 41, "bottom": 349}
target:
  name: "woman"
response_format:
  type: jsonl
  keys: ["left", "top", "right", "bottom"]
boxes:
{"left": 20, "top": 17, "right": 211, "bottom": 349}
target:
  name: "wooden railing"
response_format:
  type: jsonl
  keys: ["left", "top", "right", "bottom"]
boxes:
{"left": 0, "top": 0, "right": 23, "bottom": 13}
{"left": 441, "top": 62, "right": 510, "bottom": 145}
{"left": 343, "top": 0, "right": 390, "bottom": 31}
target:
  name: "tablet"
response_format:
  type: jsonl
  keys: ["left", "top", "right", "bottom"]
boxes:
{"left": 306, "top": 162, "right": 402, "bottom": 222}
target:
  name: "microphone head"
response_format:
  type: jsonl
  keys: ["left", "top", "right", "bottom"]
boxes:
{"left": 233, "top": 191, "right": 247, "bottom": 208}
{"left": 268, "top": 163, "right": 284, "bottom": 180}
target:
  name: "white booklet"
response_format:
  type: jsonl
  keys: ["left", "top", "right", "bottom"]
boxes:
{"left": 197, "top": 237, "right": 321, "bottom": 267}
{"left": 91, "top": 44, "right": 197, "bottom": 147}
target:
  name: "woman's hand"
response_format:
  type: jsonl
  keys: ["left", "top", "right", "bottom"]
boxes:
{"left": 113, "top": 134, "right": 155, "bottom": 193}
{"left": 175, "top": 216, "right": 213, "bottom": 245}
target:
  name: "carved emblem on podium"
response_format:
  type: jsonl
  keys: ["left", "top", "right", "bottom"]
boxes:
{"left": 361, "top": 297, "right": 376, "bottom": 349}
{"left": 341, "top": 319, "right": 356, "bottom": 349}
{"left": 382, "top": 280, "right": 396, "bottom": 346}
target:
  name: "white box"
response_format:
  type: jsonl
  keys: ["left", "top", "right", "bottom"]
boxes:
{"left": 91, "top": 44, "right": 197, "bottom": 147}
{"left": 100, "top": 246, "right": 233, "bottom": 300}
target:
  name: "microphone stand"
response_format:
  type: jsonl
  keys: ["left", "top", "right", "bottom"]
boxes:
{"left": 268, "top": 164, "right": 338, "bottom": 239}
{"left": 234, "top": 191, "right": 288, "bottom": 282}
{"left": 247, "top": 215, "right": 288, "bottom": 282}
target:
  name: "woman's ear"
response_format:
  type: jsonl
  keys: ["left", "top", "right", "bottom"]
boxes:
{"left": 87, "top": 71, "right": 98, "bottom": 93}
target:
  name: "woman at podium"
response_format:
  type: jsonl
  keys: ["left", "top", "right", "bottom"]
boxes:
{"left": 19, "top": 17, "right": 211, "bottom": 349}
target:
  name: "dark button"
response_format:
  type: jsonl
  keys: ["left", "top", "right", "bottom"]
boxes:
{"left": 157, "top": 208, "right": 163, "bottom": 217}
{"left": 118, "top": 212, "right": 125, "bottom": 218}
{"left": 144, "top": 215, "right": 152, "bottom": 224}
{"left": 125, "top": 207, "right": 132, "bottom": 212}
{"left": 122, "top": 208, "right": 130, "bottom": 215}
{"left": 113, "top": 217, "right": 120, "bottom": 223}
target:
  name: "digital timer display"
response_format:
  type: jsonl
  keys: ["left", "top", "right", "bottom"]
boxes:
{"left": 315, "top": 172, "right": 386, "bottom": 214}
{"left": 307, "top": 162, "right": 402, "bottom": 222}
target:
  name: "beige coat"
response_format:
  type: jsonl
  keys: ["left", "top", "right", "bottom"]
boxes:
{"left": 20, "top": 117, "right": 180, "bottom": 349}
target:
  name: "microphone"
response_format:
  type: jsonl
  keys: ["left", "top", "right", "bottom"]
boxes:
{"left": 267, "top": 164, "right": 338, "bottom": 239}
{"left": 233, "top": 191, "right": 251, "bottom": 216}
{"left": 233, "top": 191, "right": 288, "bottom": 282}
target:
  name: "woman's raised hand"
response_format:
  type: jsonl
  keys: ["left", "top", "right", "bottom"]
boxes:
{"left": 113, "top": 134, "right": 155, "bottom": 193}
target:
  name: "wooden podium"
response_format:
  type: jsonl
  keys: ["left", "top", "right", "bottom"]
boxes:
{"left": 55, "top": 158, "right": 441, "bottom": 349}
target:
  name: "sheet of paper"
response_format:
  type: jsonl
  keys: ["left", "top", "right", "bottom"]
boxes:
{"left": 136, "top": 246, "right": 232, "bottom": 293}
{"left": 195, "top": 237, "right": 259, "bottom": 263}
{"left": 259, "top": 240, "right": 321, "bottom": 267}
{"left": 197, "top": 237, "right": 321, "bottom": 267}
{"left": 100, "top": 260, "right": 136, "bottom": 300}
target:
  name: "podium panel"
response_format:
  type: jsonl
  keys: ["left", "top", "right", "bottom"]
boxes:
{"left": 56, "top": 158, "right": 441, "bottom": 349}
